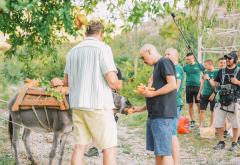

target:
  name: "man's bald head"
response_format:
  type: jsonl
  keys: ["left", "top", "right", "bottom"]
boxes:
{"left": 139, "top": 44, "right": 161, "bottom": 66}
{"left": 139, "top": 44, "right": 158, "bottom": 56}
{"left": 165, "top": 48, "right": 179, "bottom": 64}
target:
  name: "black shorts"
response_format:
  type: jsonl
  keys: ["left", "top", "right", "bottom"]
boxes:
{"left": 200, "top": 95, "right": 215, "bottom": 112}
{"left": 186, "top": 86, "right": 200, "bottom": 104}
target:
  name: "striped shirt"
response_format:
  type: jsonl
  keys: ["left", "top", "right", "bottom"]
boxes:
{"left": 64, "top": 37, "right": 117, "bottom": 110}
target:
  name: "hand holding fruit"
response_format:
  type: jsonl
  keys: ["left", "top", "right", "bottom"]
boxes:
{"left": 135, "top": 83, "right": 156, "bottom": 98}
{"left": 127, "top": 107, "right": 135, "bottom": 114}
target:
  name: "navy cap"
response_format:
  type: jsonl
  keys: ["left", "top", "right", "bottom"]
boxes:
{"left": 224, "top": 51, "right": 238, "bottom": 60}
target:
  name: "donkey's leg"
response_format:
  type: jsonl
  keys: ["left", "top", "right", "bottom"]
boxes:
{"left": 12, "top": 123, "right": 21, "bottom": 165}
{"left": 22, "top": 128, "right": 38, "bottom": 165}
{"left": 58, "top": 133, "right": 68, "bottom": 165}
{"left": 48, "top": 132, "right": 60, "bottom": 165}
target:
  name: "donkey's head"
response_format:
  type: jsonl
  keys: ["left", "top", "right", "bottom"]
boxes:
{"left": 112, "top": 92, "right": 132, "bottom": 115}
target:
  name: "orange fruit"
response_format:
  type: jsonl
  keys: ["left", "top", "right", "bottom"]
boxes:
{"left": 75, "top": 14, "right": 88, "bottom": 29}
{"left": 127, "top": 108, "right": 134, "bottom": 114}
{"left": 137, "top": 88, "right": 144, "bottom": 92}
{"left": 147, "top": 87, "right": 155, "bottom": 91}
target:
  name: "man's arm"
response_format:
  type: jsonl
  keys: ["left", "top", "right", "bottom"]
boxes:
{"left": 176, "top": 79, "right": 181, "bottom": 92}
{"left": 133, "top": 105, "right": 147, "bottom": 113}
{"left": 147, "top": 74, "right": 153, "bottom": 87}
{"left": 63, "top": 74, "right": 68, "bottom": 86}
{"left": 203, "top": 74, "right": 219, "bottom": 88}
{"left": 154, "top": 75, "right": 177, "bottom": 96}
{"left": 231, "top": 77, "right": 240, "bottom": 86}
{"left": 197, "top": 78, "right": 204, "bottom": 100}
{"left": 141, "top": 75, "right": 177, "bottom": 98}
{"left": 105, "top": 71, "right": 122, "bottom": 91}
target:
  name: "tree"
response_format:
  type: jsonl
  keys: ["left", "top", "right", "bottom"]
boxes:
{"left": 1, "top": 0, "right": 239, "bottom": 61}
{"left": 0, "top": 0, "right": 77, "bottom": 60}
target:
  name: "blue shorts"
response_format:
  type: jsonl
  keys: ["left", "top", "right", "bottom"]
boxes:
{"left": 172, "top": 106, "right": 182, "bottom": 135}
{"left": 146, "top": 118, "right": 174, "bottom": 156}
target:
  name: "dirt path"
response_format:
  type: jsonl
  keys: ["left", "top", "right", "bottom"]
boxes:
{"left": 0, "top": 109, "right": 170, "bottom": 165}
{"left": 16, "top": 124, "right": 155, "bottom": 165}
{"left": 1, "top": 108, "right": 240, "bottom": 165}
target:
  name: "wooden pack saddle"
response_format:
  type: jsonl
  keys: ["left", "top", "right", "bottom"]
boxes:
{"left": 12, "top": 78, "right": 69, "bottom": 111}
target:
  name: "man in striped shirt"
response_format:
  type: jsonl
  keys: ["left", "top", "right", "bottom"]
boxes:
{"left": 64, "top": 21, "right": 122, "bottom": 165}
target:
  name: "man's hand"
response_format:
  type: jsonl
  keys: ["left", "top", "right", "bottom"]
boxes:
{"left": 105, "top": 71, "right": 123, "bottom": 90}
{"left": 209, "top": 93, "right": 215, "bottom": 101}
{"left": 132, "top": 105, "right": 147, "bottom": 113}
{"left": 203, "top": 74, "right": 210, "bottom": 80}
{"left": 63, "top": 74, "right": 68, "bottom": 87}
{"left": 231, "top": 77, "right": 240, "bottom": 85}
{"left": 116, "top": 80, "right": 123, "bottom": 91}
{"left": 197, "top": 93, "right": 201, "bottom": 101}
{"left": 139, "top": 89, "right": 156, "bottom": 98}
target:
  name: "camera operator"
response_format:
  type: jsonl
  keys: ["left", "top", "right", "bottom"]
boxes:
{"left": 205, "top": 51, "right": 240, "bottom": 151}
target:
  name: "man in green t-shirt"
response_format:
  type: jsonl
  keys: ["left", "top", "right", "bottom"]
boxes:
{"left": 165, "top": 48, "right": 184, "bottom": 165}
{"left": 197, "top": 59, "right": 218, "bottom": 128}
{"left": 183, "top": 53, "right": 203, "bottom": 128}
{"left": 218, "top": 57, "right": 226, "bottom": 69}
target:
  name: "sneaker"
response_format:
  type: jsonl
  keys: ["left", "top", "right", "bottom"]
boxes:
{"left": 224, "top": 130, "right": 230, "bottom": 138}
{"left": 84, "top": 147, "right": 99, "bottom": 157}
{"left": 190, "top": 121, "right": 196, "bottom": 128}
{"left": 228, "top": 142, "right": 239, "bottom": 152}
{"left": 213, "top": 141, "right": 225, "bottom": 150}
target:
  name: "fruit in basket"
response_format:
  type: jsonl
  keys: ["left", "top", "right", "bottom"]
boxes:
{"left": 127, "top": 108, "right": 135, "bottom": 114}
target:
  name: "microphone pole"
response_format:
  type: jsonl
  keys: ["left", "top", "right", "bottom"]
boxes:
{"left": 170, "top": 13, "right": 218, "bottom": 93}
{"left": 171, "top": 12, "right": 204, "bottom": 72}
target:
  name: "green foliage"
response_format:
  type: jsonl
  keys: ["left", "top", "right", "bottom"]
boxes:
{"left": 119, "top": 112, "right": 147, "bottom": 129}
{"left": 39, "top": 78, "right": 64, "bottom": 101}
{"left": 0, "top": 0, "right": 77, "bottom": 59}
{"left": 0, "top": 125, "right": 15, "bottom": 165}
{"left": 0, "top": 57, "right": 24, "bottom": 84}
{"left": 0, "top": 155, "right": 15, "bottom": 165}
{"left": 81, "top": 0, "right": 98, "bottom": 14}
{"left": 0, "top": 0, "right": 8, "bottom": 13}
{"left": 115, "top": 56, "right": 152, "bottom": 105}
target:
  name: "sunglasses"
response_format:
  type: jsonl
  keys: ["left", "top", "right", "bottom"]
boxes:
{"left": 225, "top": 57, "right": 233, "bottom": 60}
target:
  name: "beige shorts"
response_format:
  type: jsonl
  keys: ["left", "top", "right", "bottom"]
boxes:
{"left": 72, "top": 109, "right": 117, "bottom": 150}
{"left": 214, "top": 102, "right": 240, "bottom": 128}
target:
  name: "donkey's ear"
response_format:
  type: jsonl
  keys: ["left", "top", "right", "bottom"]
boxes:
{"left": 125, "top": 99, "right": 132, "bottom": 106}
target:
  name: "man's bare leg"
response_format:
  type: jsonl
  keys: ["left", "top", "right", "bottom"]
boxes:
{"left": 156, "top": 155, "right": 174, "bottom": 165}
{"left": 196, "top": 103, "right": 200, "bottom": 114}
{"left": 172, "top": 136, "right": 180, "bottom": 165}
{"left": 216, "top": 128, "right": 224, "bottom": 141}
{"left": 71, "top": 144, "right": 87, "bottom": 165}
{"left": 232, "top": 128, "right": 239, "bottom": 143}
{"left": 103, "top": 146, "right": 117, "bottom": 165}
{"left": 199, "top": 110, "right": 205, "bottom": 128}
{"left": 210, "top": 111, "right": 214, "bottom": 127}
{"left": 188, "top": 103, "right": 194, "bottom": 121}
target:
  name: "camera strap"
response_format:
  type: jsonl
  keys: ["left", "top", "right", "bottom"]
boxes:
{"left": 221, "top": 66, "right": 239, "bottom": 85}
{"left": 220, "top": 105, "right": 235, "bottom": 113}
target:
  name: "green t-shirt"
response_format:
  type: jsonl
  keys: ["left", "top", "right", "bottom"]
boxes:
{"left": 183, "top": 63, "right": 203, "bottom": 86}
{"left": 175, "top": 64, "right": 184, "bottom": 107}
{"left": 202, "top": 70, "right": 218, "bottom": 96}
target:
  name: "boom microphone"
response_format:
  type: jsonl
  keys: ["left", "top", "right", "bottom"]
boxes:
{"left": 170, "top": 12, "right": 205, "bottom": 72}
{"left": 171, "top": 13, "right": 176, "bottom": 18}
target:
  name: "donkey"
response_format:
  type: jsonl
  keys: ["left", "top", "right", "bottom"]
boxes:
{"left": 8, "top": 92, "right": 132, "bottom": 165}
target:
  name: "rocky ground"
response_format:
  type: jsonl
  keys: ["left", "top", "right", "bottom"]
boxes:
{"left": 1, "top": 108, "right": 240, "bottom": 165}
